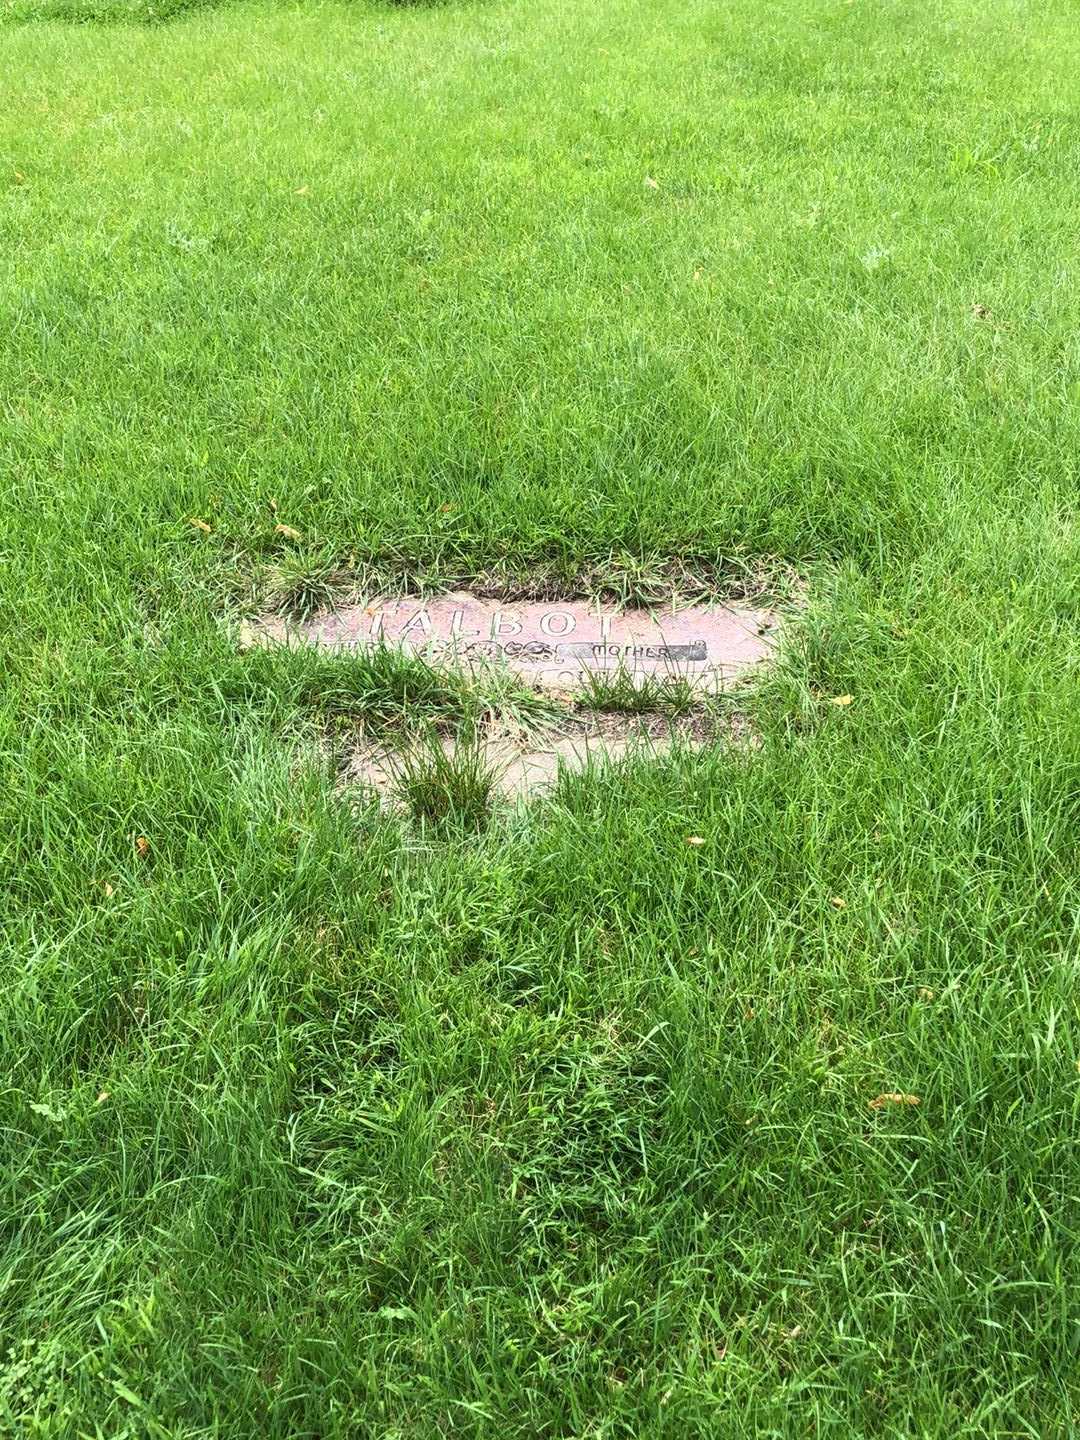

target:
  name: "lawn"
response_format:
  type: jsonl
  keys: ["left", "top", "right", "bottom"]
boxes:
{"left": 1, "top": 0, "right": 1079, "bottom": 1433}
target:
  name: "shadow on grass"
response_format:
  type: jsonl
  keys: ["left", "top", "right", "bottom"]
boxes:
{"left": 3, "top": 0, "right": 221, "bottom": 21}
{"left": 3, "top": 0, "right": 454, "bottom": 23}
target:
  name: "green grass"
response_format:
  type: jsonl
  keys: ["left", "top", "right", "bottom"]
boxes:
{"left": 1, "top": 0, "right": 1079, "bottom": 1433}
{"left": 388, "top": 719, "right": 500, "bottom": 833}
{"left": 577, "top": 668, "right": 700, "bottom": 717}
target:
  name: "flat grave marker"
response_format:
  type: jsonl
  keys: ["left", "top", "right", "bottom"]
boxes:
{"left": 250, "top": 592, "right": 778, "bottom": 694}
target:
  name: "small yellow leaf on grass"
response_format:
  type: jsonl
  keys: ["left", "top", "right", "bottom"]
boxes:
{"left": 829, "top": 694, "right": 853, "bottom": 707}
{"left": 102, "top": 881, "right": 114, "bottom": 898}
{"left": 275, "top": 523, "right": 301, "bottom": 541}
{"left": 268, "top": 497, "right": 278, "bottom": 513}
{"left": 294, "top": 185, "right": 310, "bottom": 196}
{"left": 644, "top": 175, "right": 660, "bottom": 190}
{"left": 188, "top": 517, "right": 212, "bottom": 534}
{"left": 868, "top": 1092, "right": 920, "bottom": 1110}
{"left": 686, "top": 836, "right": 706, "bottom": 847}
{"left": 13, "top": 170, "right": 26, "bottom": 184}
{"left": 134, "top": 836, "right": 150, "bottom": 859}
{"left": 830, "top": 896, "right": 846, "bottom": 909}
{"left": 96, "top": 1090, "right": 110, "bottom": 1104}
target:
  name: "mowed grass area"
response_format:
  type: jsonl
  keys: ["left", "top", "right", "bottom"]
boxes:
{"left": 2, "top": 0, "right": 1079, "bottom": 1432}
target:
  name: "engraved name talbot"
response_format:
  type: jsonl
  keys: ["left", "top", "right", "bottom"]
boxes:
{"left": 251, "top": 592, "right": 776, "bottom": 694}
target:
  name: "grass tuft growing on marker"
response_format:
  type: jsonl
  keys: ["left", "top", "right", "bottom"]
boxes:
{"left": 1, "top": 0, "right": 1079, "bottom": 1433}
{"left": 388, "top": 719, "right": 500, "bottom": 833}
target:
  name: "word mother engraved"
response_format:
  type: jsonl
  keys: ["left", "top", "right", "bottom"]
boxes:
{"left": 249, "top": 593, "right": 777, "bottom": 694}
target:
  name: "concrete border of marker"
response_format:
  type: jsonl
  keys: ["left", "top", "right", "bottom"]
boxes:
{"left": 330, "top": 704, "right": 759, "bottom": 814}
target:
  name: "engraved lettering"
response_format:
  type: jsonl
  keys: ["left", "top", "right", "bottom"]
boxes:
{"left": 450, "top": 609, "right": 480, "bottom": 639}
{"left": 540, "top": 611, "right": 575, "bottom": 638}
{"left": 400, "top": 609, "right": 432, "bottom": 638}
{"left": 490, "top": 612, "right": 522, "bottom": 639}
{"left": 268, "top": 594, "right": 742, "bottom": 701}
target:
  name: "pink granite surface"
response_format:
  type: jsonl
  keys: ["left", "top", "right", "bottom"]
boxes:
{"left": 257, "top": 592, "right": 777, "bottom": 692}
